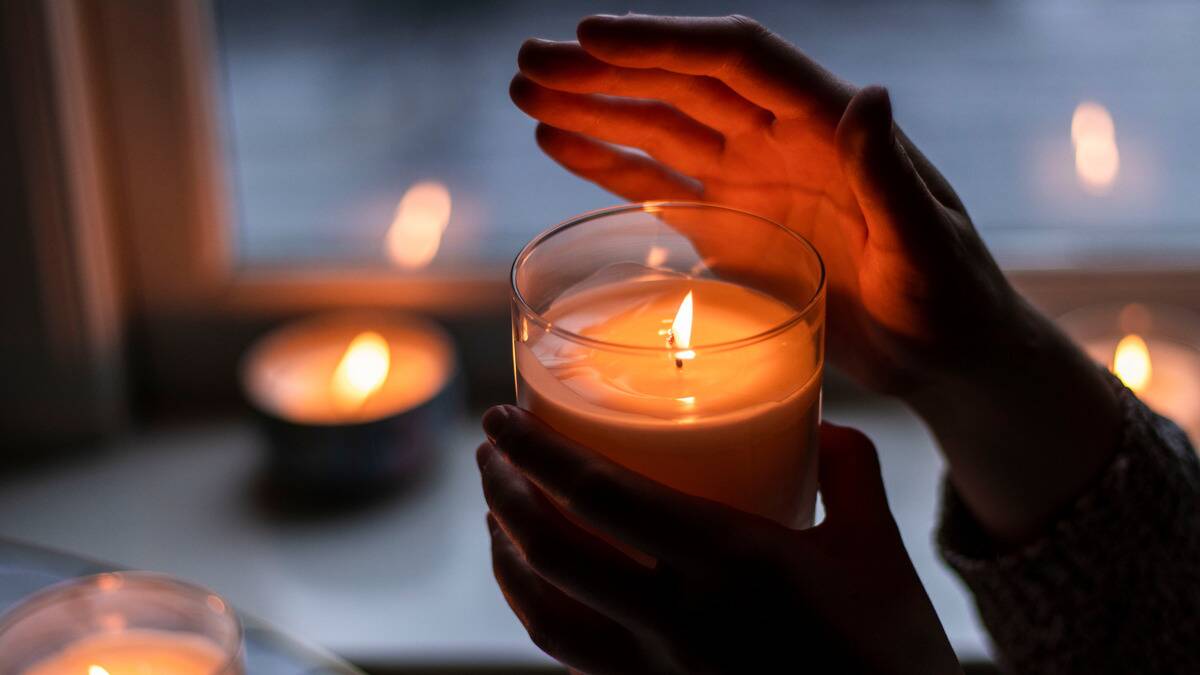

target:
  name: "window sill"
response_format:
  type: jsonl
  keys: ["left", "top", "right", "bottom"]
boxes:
{"left": 0, "top": 393, "right": 992, "bottom": 666}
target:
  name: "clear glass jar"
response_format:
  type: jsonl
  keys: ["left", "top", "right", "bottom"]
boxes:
{"left": 511, "top": 202, "right": 826, "bottom": 528}
{"left": 0, "top": 572, "right": 244, "bottom": 675}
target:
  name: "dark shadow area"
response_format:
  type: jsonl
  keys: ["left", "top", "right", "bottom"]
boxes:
{"left": 246, "top": 440, "right": 449, "bottom": 524}
{"left": 355, "top": 660, "right": 1001, "bottom": 674}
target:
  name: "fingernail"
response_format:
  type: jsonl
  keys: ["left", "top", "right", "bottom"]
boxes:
{"left": 482, "top": 406, "right": 511, "bottom": 442}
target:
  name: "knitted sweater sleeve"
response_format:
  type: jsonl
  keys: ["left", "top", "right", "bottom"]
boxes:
{"left": 937, "top": 375, "right": 1200, "bottom": 674}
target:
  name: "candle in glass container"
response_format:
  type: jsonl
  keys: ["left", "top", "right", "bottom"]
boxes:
{"left": 240, "top": 312, "right": 458, "bottom": 491}
{"left": 517, "top": 275, "right": 821, "bottom": 526}
{"left": 1063, "top": 304, "right": 1200, "bottom": 444}
{"left": 512, "top": 203, "right": 826, "bottom": 529}
{"left": 0, "top": 573, "right": 243, "bottom": 675}
{"left": 24, "top": 631, "right": 227, "bottom": 675}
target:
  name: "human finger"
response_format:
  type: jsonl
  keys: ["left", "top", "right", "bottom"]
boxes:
{"left": 488, "top": 516, "right": 649, "bottom": 674}
{"left": 478, "top": 441, "right": 661, "bottom": 628}
{"left": 519, "top": 38, "right": 773, "bottom": 135}
{"left": 511, "top": 73, "right": 724, "bottom": 176}
{"left": 535, "top": 124, "right": 703, "bottom": 202}
{"left": 576, "top": 14, "right": 853, "bottom": 124}
{"left": 482, "top": 405, "right": 786, "bottom": 566}
{"left": 834, "top": 86, "right": 956, "bottom": 262}
{"left": 815, "top": 422, "right": 891, "bottom": 527}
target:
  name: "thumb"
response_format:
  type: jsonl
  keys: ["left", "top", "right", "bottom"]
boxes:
{"left": 835, "top": 86, "right": 947, "bottom": 259}
{"left": 817, "top": 422, "right": 892, "bottom": 525}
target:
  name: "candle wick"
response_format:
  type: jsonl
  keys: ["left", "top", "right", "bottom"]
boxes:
{"left": 667, "top": 330, "right": 684, "bottom": 369}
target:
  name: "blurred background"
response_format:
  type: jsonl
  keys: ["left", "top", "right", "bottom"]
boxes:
{"left": 2, "top": 0, "right": 1199, "bottom": 672}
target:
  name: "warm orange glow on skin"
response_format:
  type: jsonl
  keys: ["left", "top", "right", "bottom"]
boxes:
{"left": 1112, "top": 333, "right": 1152, "bottom": 394}
{"left": 330, "top": 331, "right": 391, "bottom": 410}
{"left": 1071, "top": 102, "right": 1119, "bottom": 193}
{"left": 89, "top": 667, "right": 111, "bottom": 675}
{"left": 387, "top": 181, "right": 451, "bottom": 268}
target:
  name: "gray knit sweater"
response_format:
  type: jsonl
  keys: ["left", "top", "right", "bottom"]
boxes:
{"left": 938, "top": 376, "right": 1200, "bottom": 674}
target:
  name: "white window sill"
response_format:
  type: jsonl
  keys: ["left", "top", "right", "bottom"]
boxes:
{"left": 0, "top": 397, "right": 989, "bottom": 666}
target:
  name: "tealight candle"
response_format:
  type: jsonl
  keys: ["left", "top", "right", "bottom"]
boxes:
{"left": 511, "top": 203, "right": 826, "bottom": 530}
{"left": 241, "top": 312, "right": 458, "bottom": 492}
{"left": 0, "top": 572, "right": 242, "bottom": 675}
{"left": 1062, "top": 303, "right": 1200, "bottom": 444}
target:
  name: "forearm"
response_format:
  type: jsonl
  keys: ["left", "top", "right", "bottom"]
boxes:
{"left": 937, "top": 378, "right": 1200, "bottom": 674}
{"left": 906, "top": 298, "right": 1123, "bottom": 545}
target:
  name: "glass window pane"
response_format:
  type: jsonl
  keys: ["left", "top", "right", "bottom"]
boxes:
{"left": 213, "top": 0, "right": 1200, "bottom": 271}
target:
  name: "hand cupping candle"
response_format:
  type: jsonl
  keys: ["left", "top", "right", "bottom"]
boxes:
{"left": 511, "top": 203, "right": 825, "bottom": 529}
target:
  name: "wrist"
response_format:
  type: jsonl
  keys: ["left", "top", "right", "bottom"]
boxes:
{"left": 904, "top": 297, "right": 1123, "bottom": 543}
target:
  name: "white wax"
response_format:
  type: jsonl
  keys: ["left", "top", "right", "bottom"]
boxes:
{"left": 516, "top": 275, "right": 822, "bottom": 527}
{"left": 23, "top": 629, "right": 229, "bottom": 675}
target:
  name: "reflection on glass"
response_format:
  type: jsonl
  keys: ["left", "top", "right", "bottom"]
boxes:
{"left": 1071, "top": 101, "right": 1119, "bottom": 194}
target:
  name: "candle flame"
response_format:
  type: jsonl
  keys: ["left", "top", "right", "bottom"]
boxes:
{"left": 1112, "top": 333, "right": 1152, "bottom": 394}
{"left": 387, "top": 181, "right": 451, "bottom": 268}
{"left": 330, "top": 331, "right": 391, "bottom": 410}
{"left": 90, "top": 667, "right": 111, "bottom": 675}
{"left": 670, "top": 291, "right": 695, "bottom": 363}
{"left": 1071, "top": 102, "right": 1119, "bottom": 193}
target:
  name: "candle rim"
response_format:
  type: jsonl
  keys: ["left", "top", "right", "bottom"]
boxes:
{"left": 512, "top": 201, "right": 826, "bottom": 354}
{"left": 0, "top": 571, "right": 244, "bottom": 671}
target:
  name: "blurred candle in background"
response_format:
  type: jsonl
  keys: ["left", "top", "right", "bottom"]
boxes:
{"left": 238, "top": 178, "right": 461, "bottom": 495}
{"left": 241, "top": 312, "right": 458, "bottom": 493}
{"left": 1062, "top": 303, "right": 1200, "bottom": 444}
{"left": 1072, "top": 101, "right": 1120, "bottom": 194}
{"left": 243, "top": 316, "right": 453, "bottom": 426}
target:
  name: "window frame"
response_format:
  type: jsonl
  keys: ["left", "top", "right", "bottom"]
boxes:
{"left": 80, "top": 0, "right": 507, "bottom": 319}
{"left": 58, "top": 0, "right": 1200, "bottom": 405}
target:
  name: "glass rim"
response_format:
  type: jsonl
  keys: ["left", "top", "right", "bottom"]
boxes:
{"left": 511, "top": 201, "right": 826, "bottom": 353}
{"left": 0, "top": 571, "right": 244, "bottom": 673}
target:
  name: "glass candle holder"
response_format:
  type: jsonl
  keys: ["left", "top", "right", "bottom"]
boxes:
{"left": 240, "top": 311, "right": 460, "bottom": 495}
{"left": 0, "top": 572, "right": 244, "bottom": 675}
{"left": 511, "top": 202, "right": 826, "bottom": 528}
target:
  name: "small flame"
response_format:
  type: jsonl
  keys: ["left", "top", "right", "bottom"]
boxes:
{"left": 330, "top": 331, "right": 391, "bottom": 410}
{"left": 387, "top": 181, "right": 451, "bottom": 268}
{"left": 1111, "top": 333, "right": 1152, "bottom": 394}
{"left": 669, "top": 291, "right": 695, "bottom": 363}
{"left": 90, "top": 667, "right": 111, "bottom": 675}
{"left": 1071, "top": 102, "right": 1119, "bottom": 193}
